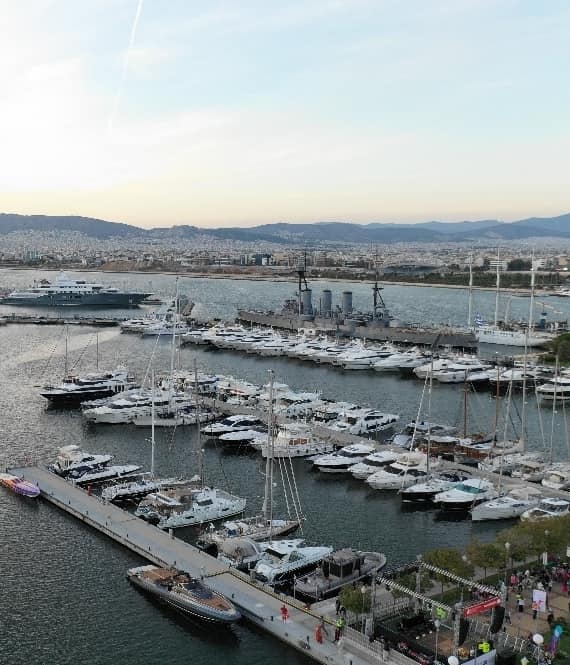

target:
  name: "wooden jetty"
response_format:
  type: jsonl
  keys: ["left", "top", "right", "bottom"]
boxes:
{"left": 10, "top": 465, "right": 402, "bottom": 665}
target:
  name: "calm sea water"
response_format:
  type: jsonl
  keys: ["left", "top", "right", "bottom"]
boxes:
{"left": 1, "top": 269, "right": 569, "bottom": 665}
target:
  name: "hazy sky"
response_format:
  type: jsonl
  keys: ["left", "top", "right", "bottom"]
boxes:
{"left": 1, "top": 0, "right": 569, "bottom": 228}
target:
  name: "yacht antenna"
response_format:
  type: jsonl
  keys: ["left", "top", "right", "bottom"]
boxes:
{"left": 263, "top": 369, "right": 275, "bottom": 542}
{"left": 194, "top": 358, "right": 203, "bottom": 487}
{"left": 151, "top": 368, "right": 155, "bottom": 478}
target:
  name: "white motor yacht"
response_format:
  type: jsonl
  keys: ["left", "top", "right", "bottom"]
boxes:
{"left": 259, "top": 423, "right": 335, "bottom": 458}
{"left": 366, "top": 453, "right": 432, "bottom": 490}
{"left": 314, "top": 443, "right": 376, "bottom": 473}
{"left": 135, "top": 484, "right": 247, "bottom": 529}
{"left": 374, "top": 351, "right": 425, "bottom": 373}
{"left": 521, "top": 497, "right": 570, "bottom": 521}
{"left": 471, "top": 487, "right": 542, "bottom": 521}
{"left": 432, "top": 362, "right": 491, "bottom": 384}
{"left": 433, "top": 478, "right": 497, "bottom": 510}
{"left": 253, "top": 540, "right": 333, "bottom": 586}
{"left": 201, "top": 414, "right": 265, "bottom": 437}
{"left": 414, "top": 357, "right": 472, "bottom": 379}
{"left": 336, "top": 345, "right": 395, "bottom": 370}
{"left": 541, "top": 464, "right": 570, "bottom": 491}
{"left": 350, "top": 449, "right": 401, "bottom": 479}
{"left": 399, "top": 470, "right": 471, "bottom": 502}
{"left": 312, "top": 401, "right": 361, "bottom": 425}
{"left": 218, "top": 429, "right": 268, "bottom": 446}
{"left": 326, "top": 409, "right": 399, "bottom": 436}
{"left": 274, "top": 392, "right": 324, "bottom": 419}
{"left": 48, "top": 445, "right": 113, "bottom": 477}
{"left": 536, "top": 377, "right": 570, "bottom": 401}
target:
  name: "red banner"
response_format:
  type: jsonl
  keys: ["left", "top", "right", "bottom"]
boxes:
{"left": 463, "top": 597, "right": 501, "bottom": 617}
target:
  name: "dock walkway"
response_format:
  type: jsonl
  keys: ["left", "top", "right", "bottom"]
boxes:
{"left": 11, "top": 465, "right": 398, "bottom": 665}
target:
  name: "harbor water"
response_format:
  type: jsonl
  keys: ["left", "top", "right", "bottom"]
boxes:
{"left": 1, "top": 269, "right": 569, "bottom": 665}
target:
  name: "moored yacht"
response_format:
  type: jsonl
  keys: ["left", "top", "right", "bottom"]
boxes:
{"left": 399, "top": 470, "right": 471, "bottom": 502}
{"left": 433, "top": 478, "right": 496, "bottom": 510}
{"left": 326, "top": 409, "right": 399, "bottom": 436}
{"left": 350, "top": 449, "right": 401, "bottom": 479}
{"left": 521, "top": 497, "right": 570, "bottom": 521}
{"left": 314, "top": 443, "right": 376, "bottom": 473}
{"left": 471, "top": 487, "right": 542, "bottom": 521}
{"left": 258, "top": 423, "right": 335, "bottom": 458}
{"left": 40, "top": 367, "right": 136, "bottom": 405}
{"left": 201, "top": 414, "right": 265, "bottom": 437}
{"left": 294, "top": 549, "right": 387, "bottom": 600}
{"left": 536, "top": 377, "right": 570, "bottom": 401}
{"left": 48, "top": 445, "right": 113, "bottom": 477}
{"left": 541, "top": 464, "right": 570, "bottom": 491}
{"left": 127, "top": 565, "right": 241, "bottom": 623}
{"left": 135, "top": 484, "right": 247, "bottom": 529}
{"left": 253, "top": 540, "right": 333, "bottom": 586}
{"left": 365, "top": 453, "right": 432, "bottom": 490}
{"left": 0, "top": 473, "right": 41, "bottom": 498}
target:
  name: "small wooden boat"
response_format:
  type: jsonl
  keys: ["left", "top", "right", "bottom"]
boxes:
{"left": 0, "top": 473, "right": 40, "bottom": 498}
{"left": 127, "top": 565, "right": 241, "bottom": 623}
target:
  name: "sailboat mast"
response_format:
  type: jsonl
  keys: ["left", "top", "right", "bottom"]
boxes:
{"left": 528, "top": 255, "right": 536, "bottom": 333}
{"left": 96, "top": 332, "right": 99, "bottom": 371}
{"left": 493, "top": 365, "right": 501, "bottom": 445}
{"left": 520, "top": 330, "right": 529, "bottom": 452}
{"left": 263, "top": 370, "right": 275, "bottom": 540}
{"left": 494, "top": 248, "right": 501, "bottom": 327}
{"left": 463, "top": 380, "right": 468, "bottom": 438}
{"left": 64, "top": 325, "right": 69, "bottom": 377}
{"left": 194, "top": 358, "right": 203, "bottom": 486}
{"left": 467, "top": 253, "right": 473, "bottom": 327}
{"left": 150, "top": 369, "right": 155, "bottom": 478}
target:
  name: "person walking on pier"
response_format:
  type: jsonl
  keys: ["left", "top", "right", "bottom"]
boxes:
{"left": 315, "top": 623, "right": 323, "bottom": 644}
{"left": 280, "top": 604, "right": 290, "bottom": 622}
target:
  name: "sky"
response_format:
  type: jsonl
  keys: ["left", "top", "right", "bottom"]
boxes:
{"left": 0, "top": 0, "right": 569, "bottom": 229}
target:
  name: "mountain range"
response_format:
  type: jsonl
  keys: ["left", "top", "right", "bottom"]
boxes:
{"left": 1, "top": 212, "right": 569, "bottom": 245}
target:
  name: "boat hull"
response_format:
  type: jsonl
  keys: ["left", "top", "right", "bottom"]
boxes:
{"left": 1, "top": 293, "right": 150, "bottom": 307}
{"left": 128, "top": 572, "right": 241, "bottom": 623}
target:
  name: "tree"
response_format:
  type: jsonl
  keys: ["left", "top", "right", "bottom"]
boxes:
{"left": 466, "top": 541, "right": 504, "bottom": 579}
{"left": 338, "top": 585, "right": 371, "bottom": 614}
{"left": 424, "top": 548, "right": 475, "bottom": 595}
{"left": 507, "top": 259, "right": 532, "bottom": 271}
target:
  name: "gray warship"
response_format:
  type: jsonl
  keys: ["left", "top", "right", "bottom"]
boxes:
{"left": 237, "top": 263, "right": 476, "bottom": 348}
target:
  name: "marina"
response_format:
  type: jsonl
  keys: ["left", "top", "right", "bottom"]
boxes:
{"left": 3, "top": 270, "right": 570, "bottom": 665}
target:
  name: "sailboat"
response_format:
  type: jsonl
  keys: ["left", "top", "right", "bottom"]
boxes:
{"left": 134, "top": 362, "right": 247, "bottom": 529}
{"left": 197, "top": 370, "right": 301, "bottom": 552}
{"left": 101, "top": 372, "right": 187, "bottom": 503}
{"left": 474, "top": 253, "right": 553, "bottom": 347}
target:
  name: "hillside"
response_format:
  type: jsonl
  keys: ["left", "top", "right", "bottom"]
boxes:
{"left": 0, "top": 212, "right": 568, "bottom": 244}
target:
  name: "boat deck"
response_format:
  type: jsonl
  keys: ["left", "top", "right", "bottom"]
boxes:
{"left": 9, "top": 465, "right": 394, "bottom": 665}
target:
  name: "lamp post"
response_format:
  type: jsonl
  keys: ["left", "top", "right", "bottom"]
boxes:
{"left": 361, "top": 585, "right": 367, "bottom": 634}
{"left": 544, "top": 530, "right": 550, "bottom": 568}
{"left": 504, "top": 542, "right": 511, "bottom": 590}
{"left": 532, "top": 632, "right": 544, "bottom": 664}
{"left": 434, "top": 619, "right": 441, "bottom": 665}
{"left": 448, "top": 656, "right": 459, "bottom": 665}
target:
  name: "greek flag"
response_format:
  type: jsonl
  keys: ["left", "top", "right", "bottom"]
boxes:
{"left": 474, "top": 312, "right": 486, "bottom": 327}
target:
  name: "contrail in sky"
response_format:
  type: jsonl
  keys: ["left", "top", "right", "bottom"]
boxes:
{"left": 108, "top": 0, "right": 144, "bottom": 133}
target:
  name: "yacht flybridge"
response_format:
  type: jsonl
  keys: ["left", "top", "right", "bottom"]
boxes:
{"left": 313, "top": 443, "right": 376, "bottom": 473}
{"left": 433, "top": 478, "right": 496, "bottom": 510}
{"left": 253, "top": 540, "right": 333, "bottom": 586}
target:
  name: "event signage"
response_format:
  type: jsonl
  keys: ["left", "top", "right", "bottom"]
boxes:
{"left": 463, "top": 597, "right": 501, "bottom": 617}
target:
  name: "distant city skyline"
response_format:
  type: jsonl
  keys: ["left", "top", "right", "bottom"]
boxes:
{"left": 1, "top": 1, "right": 569, "bottom": 228}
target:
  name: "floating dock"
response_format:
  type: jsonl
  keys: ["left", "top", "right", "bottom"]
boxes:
{"left": 10, "top": 465, "right": 400, "bottom": 665}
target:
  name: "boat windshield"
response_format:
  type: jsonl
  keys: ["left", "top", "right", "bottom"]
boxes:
{"left": 456, "top": 483, "right": 485, "bottom": 494}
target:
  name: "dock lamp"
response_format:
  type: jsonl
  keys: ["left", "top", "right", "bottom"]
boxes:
{"left": 434, "top": 619, "right": 441, "bottom": 665}
{"left": 544, "top": 531, "right": 550, "bottom": 567}
{"left": 448, "top": 656, "right": 459, "bottom": 665}
{"left": 361, "top": 585, "right": 367, "bottom": 633}
{"left": 504, "top": 542, "right": 511, "bottom": 587}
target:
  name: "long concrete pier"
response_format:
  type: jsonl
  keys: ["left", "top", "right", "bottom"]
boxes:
{"left": 12, "top": 465, "right": 399, "bottom": 665}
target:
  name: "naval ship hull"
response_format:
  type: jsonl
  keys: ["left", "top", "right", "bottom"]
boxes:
{"left": 236, "top": 310, "right": 476, "bottom": 348}
{"left": 1, "top": 293, "right": 150, "bottom": 307}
